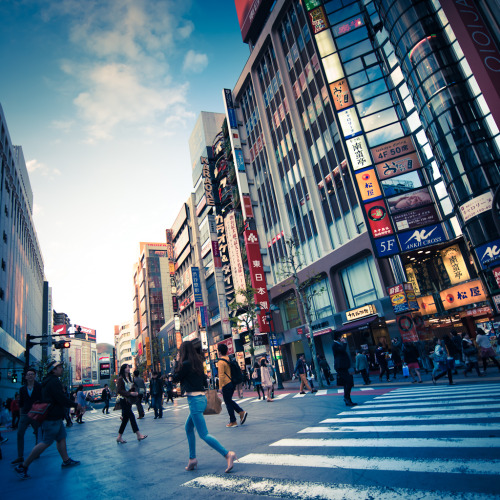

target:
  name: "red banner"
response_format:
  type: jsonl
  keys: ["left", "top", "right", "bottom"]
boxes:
{"left": 397, "top": 314, "right": 419, "bottom": 343}
{"left": 364, "top": 200, "right": 393, "bottom": 239}
{"left": 244, "top": 230, "right": 270, "bottom": 333}
{"left": 53, "top": 324, "right": 67, "bottom": 336}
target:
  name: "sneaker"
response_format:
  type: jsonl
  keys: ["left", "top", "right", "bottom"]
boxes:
{"left": 61, "top": 458, "right": 80, "bottom": 468}
{"left": 299, "top": 391, "right": 306, "bottom": 394}
{"left": 239, "top": 411, "right": 248, "bottom": 425}
{"left": 11, "top": 457, "right": 24, "bottom": 465}
{"left": 15, "top": 464, "right": 30, "bottom": 479}
{"left": 226, "top": 421, "right": 238, "bottom": 428}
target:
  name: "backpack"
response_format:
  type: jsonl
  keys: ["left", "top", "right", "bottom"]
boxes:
{"left": 222, "top": 358, "right": 244, "bottom": 385}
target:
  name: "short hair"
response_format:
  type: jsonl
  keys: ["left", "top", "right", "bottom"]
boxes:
{"left": 218, "top": 343, "right": 228, "bottom": 355}
{"left": 26, "top": 367, "right": 37, "bottom": 375}
{"left": 133, "top": 370, "right": 139, "bottom": 377}
{"left": 104, "top": 384, "right": 108, "bottom": 387}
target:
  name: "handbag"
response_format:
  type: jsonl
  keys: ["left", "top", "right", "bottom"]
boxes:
{"left": 113, "top": 397, "right": 122, "bottom": 411}
{"left": 252, "top": 370, "right": 258, "bottom": 379}
{"left": 203, "top": 389, "right": 222, "bottom": 415}
{"left": 27, "top": 402, "right": 51, "bottom": 423}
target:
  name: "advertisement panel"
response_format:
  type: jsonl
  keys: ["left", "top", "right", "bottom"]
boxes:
{"left": 216, "top": 214, "right": 235, "bottom": 300}
{"left": 375, "top": 152, "right": 421, "bottom": 180}
{"left": 370, "top": 136, "right": 416, "bottom": 163}
{"left": 345, "top": 304, "right": 376, "bottom": 322}
{"left": 474, "top": 238, "right": 500, "bottom": 269}
{"left": 191, "top": 267, "right": 204, "bottom": 307}
{"left": 440, "top": 279, "right": 487, "bottom": 311}
{"left": 459, "top": 192, "right": 493, "bottom": 222}
{"left": 244, "top": 230, "right": 270, "bottom": 333}
{"left": 374, "top": 235, "right": 399, "bottom": 258}
{"left": 338, "top": 108, "right": 362, "bottom": 138}
{"left": 345, "top": 135, "right": 372, "bottom": 171}
{"left": 225, "top": 212, "right": 246, "bottom": 301}
{"left": 242, "top": 195, "right": 254, "bottom": 218}
{"left": 53, "top": 324, "right": 67, "bottom": 336}
{"left": 387, "top": 187, "right": 433, "bottom": 214}
{"left": 329, "top": 78, "right": 353, "bottom": 111}
{"left": 217, "top": 337, "right": 235, "bottom": 356}
{"left": 397, "top": 314, "right": 419, "bottom": 343}
{"left": 440, "top": 245, "right": 470, "bottom": 285}
{"left": 355, "top": 169, "right": 382, "bottom": 201}
{"left": 99, "top": 361, "right": 110, "bottom": 380}
{"left": 308, "top": 6, "right": 329, "bottom": 34}
{"left": 398, "top": 223, "right": 446, "bottom": 251}
{"left": 393, "top": 205, "right": 439, "bottom": 231}
{"left": 75, "top": 325, "right": 96, "bottom": 342}
{"left": 364, "top": 200, "right": 393, "bottom": 239}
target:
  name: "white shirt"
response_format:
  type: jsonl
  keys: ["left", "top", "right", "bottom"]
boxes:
{"left": 476, "top": 334, "right": 492, "bottom": 349}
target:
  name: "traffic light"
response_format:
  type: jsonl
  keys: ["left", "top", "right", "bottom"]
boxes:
{"left": 12, "top": 371, "right": 18, "bottom": 383}
{"left": 54, "top": 340, "right": 71, "bottom": 349}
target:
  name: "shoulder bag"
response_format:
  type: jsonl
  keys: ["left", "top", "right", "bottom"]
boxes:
{"left": 27, "top": 402, "right": 51, "bottom": 423}
{"left": 203, "top": 389, "right": 222, "bottom": 415}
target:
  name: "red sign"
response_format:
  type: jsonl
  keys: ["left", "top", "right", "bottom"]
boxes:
{"left": 217, "top": 337, "right": 235, "bottom": 356}
{"left": 493, "top": 267, "right": 500, "bottom": 288}
{"left": 53, "top": 324, "right": 67, "bottom": 336}
{"left": 244, "top": 230, "right": 270, "bottom": 333}
{"left": 235, "top": 0, "right": 268, "bottom": 42}
{"left": 364, "top": 200, "right": 393, "bottom": 239}
{"left": 242, "top": 195, "right": 254, "bottom": 219}
{"left": 397, "top": 314, "right": 419, "bottom": 343}
{"left": 75, "top": 325, "right": 96, "bottom": 341}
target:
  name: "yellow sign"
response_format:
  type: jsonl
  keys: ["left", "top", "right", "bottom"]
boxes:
{"left": 345, "top": 304, "right": 376, "bottom": 322}
{"left": 440, "top": 245, "right": 470, "bottom": 285}
{"left": 145, "top": 337, "right": 151, "bottom": 367}
{"left": 417, "top": 295, "right": 437, "bottom": 315}
{"left": 405, "top": 265, "right": 421, "bottom": 296}
{"left": 440, "top": 279, "right": 486, "bottom": 311}
{"left": 355, "top": 169, "right": 382, "bottom": 201}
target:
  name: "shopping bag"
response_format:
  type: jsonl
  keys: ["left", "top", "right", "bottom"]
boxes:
{"left": 203, "top": 389, "right": 222, "bottom": 415}
{"left": 402, "top": 364, "right": 410, "bottom": 377}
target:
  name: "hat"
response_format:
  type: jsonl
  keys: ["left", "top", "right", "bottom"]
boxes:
{"left": 47, "top": 360, "right": 63, "bottom": 372}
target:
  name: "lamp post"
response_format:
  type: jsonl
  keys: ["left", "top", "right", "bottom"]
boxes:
{"left": 262, "top": 305, "right": 284, "bottom": 390}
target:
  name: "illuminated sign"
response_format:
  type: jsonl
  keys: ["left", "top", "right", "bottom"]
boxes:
{"left": 393, "top": 205, "right": 439, "bottom": 231}
{"left": 475, "top": 238, "right": 500, "bottom": 269}
{"left": 332, "top": 16, "right": 364, "bottom": 37}
{"left": 345, "top": 135, "right": 372, "bottom": 171}
{"left": 387, "top": 187, "right": 433, "bottom": 214}
{"left": 459, "top": 192, "right": 493, "bottom": 222}
{"left": 201, "top": 157, "right": 215, "bottom": 207}
{"left": 440, "top": 279, "right": 487, "bottom": 311}
{"left": 375, "top": 152, "right": 422, "bottom": 180}
{"left": 375, "top": 235, "right": 399, "bottom": 257}
{"left": 370, "top": 136, "right": 416, "bottom": 163}
{"left": 308, "top": 6, "right": 329, "bottom": 34}
{"left": 355, "top": 169, "right": 382, "bottom": 201}
{"left": 399, "top": 223, "right": 446, "bottom": 251}
{"left": 338, "top": 107, "right": 361, "bottom": 138}
{"left": 304, "top": 0, "right": 321, "bottom": 9}
{"left": 440, "top": 245, "right": 470, "bottom": 285}
{"left": 329, "top": 78, "right": 353, "bottom": 111}
{"left": 345, "top": 304, "right": 377, "bottom": 322}
{"left": 397, "top": 314, "right": 419, "bottom": 343}
{"left": 364, "top": 200, "right": 393, "bottom": 238}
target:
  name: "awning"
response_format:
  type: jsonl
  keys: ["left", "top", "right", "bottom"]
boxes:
{"left": 306, "top": 327, "right": 333, "bottom": 338}
{"left": 336, "top": 315, "right": 379, "bottom": 333}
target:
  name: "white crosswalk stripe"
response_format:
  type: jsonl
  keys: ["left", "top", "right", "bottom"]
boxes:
{"left": 183, "top": 382, "right": 500, "bottom": 498}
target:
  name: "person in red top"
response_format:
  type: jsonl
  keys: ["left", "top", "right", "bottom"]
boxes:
{"left": 10, "top": 393, "right": 20, "bottom": 430}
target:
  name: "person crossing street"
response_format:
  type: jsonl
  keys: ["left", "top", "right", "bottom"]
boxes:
{"left": 101, "top": 384, "right": 111, "bottom": 414}
{"left": 332, "top": 332, "right": 357, "bottom": 407}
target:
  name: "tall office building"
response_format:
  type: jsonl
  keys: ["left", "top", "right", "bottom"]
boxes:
{"left": 114, "top": 322, "right": 134, "bottom": 371}
{"left": 225, "top": 0, "right": 499, "bottom": 375}
{"left": 0, "top": 104, "right": 45, "bottom": 398}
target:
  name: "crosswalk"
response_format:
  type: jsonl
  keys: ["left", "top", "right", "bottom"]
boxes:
{"left": 183, "top": 382, "right": 500, "bottom": 499}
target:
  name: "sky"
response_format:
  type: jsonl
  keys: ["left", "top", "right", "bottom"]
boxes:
{"left": 0, "top": 0, "right": 250, "bottom": 345}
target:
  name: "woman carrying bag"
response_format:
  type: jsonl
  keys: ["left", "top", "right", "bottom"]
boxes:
{"left": 115, "top": 364, "right": 147, "bottom": 444}
{"left": 260, "top": 358, "right": 274, "bottom": 402}
{"left": 173, "top": 341, "right": 237, "bottom": 473}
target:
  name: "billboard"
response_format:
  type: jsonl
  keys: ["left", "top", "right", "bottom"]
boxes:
{"left": 235, "top": 0, "right": 273, "bottom": 42}
{"left": 53, "top": 324, "right": 67, "bottom": 336}
{"left": 99, "top": 361, "right": 111, "bottom": 380}
{"left": 74, "top": 325, "right": 96, "bottom": 342}
{"left": 392, "top": 205, "right": 439, "bottom": 231}
{"left": 191, "top": 267, "right": 204, "bottom": 307}
{"left": 364, "top": 200, "right": 394, "bottom": 239}
{"left": 387, "top": 187, "right": 433, "bottom": 214}
{"left": 225, "top": 212, "right": 246, "bottom": 301}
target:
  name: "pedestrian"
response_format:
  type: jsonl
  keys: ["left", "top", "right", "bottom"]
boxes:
{"left": 462, "top": 333, "right": 483, "bottom": 377}
{"left": 246, "top": 369, "right": 252, "bottom": 390}
{"left": 251, "top": 361, "right": 264, "bottom": 399}
{"left": 10, "top": 393, "right": 20, "bottom": 429}
{"left": 294, "top": 354, "right": 317, "bottom": 394}
{"left": 391, "top": 340, "right": 403, "bottom": 376}
{"left": 116, "top": 364, "right": 147, "bottom": 444}
{"left": 450, "top": 330, "right": 463, "bottom": 372}
{"left": 75, "top": 386, "right": 86, "bottom": 424}
{"left": 401, "top": 342, "right": 422, "bottom": 383}
{"left": 11, "top": 367, "right": 42, "bottom": 465}
{"left": 150, "top": 371, "right": 164, "bottom": 419}
{"left": 375, "top": 344, "right": 390, "bottom": 382}
{"left": 319, "top": 355, "right": 332, "bottom": 386}
{"left": 260, "top": 358, "right": 273, "bottom": 402}
{"left": 306, "top": 362, "right": 316, "bottom": 390}
{"left": 475, "top": 328, "right": 500, "bottom": 373}
{"left": 101, "top": 384, "right": 111, "bottom": 414}
{"left": 172, "top": 341, "right": 237, "bottom": 473}
{"left": 133, "top": 370, "right": 146, "bottom": 419}
{"left": 217, "top": 343, "right": 247, "bottom": 428}
{"left": 332, "top": 332, "right": 357, "bottom": 407}
{"left": 14, "top": 360, "right": 83, "bottom": 479}
{"left": 62, "top": 386, "right": 73, "bottom": 426}
{"left": 432, "top": 338, "right": 454, "bottom": 385}
{"left": 355, "top": 350, "right": 371, "bottom": 385}
{"left": 241, "top": 368, "right": 249, "bottom": 392}
{"left": 165, "top": 376, "right": 175, "bottom": 403}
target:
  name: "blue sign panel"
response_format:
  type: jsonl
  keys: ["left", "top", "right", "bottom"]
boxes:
{"left": 375, "top": 235, "right": 399, "bottom": 257}
{"left": 191, "top": 267, "right": 204, "bottom": 307}
{"left": 227, "top": 108, "right": 238, "bottom": 129}
{"left": 235, "top": 149, "right": 245, "bottom": 172}
{"left": 475, "top": 238, "right": 500, "bottom": 269}
{"left": 398, "top": 223, "right": 446, "bottom": 251}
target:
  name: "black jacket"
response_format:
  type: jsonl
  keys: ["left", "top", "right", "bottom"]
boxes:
{"left": 19, "top": 381, "right": 43, "bottom": 415}
{"left": 172, "top": 361, "right": 207, "bottom": 393}
{"left": 332, "top": 341, "right": 351, "bottom": 371}
{"left": 101, "top": 387, "right": 111, "bottom": 401}
{"left": 149, "top": 377, "right": 164, "bottom": 396}
{"left": 42, "top": 374, "right": 77, "bottom": 421}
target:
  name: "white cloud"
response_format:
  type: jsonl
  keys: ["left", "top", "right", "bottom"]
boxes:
{"left": 183, "top": 50, "right": 208, "bottom": 73}
{"left": 26, "top": 159, "right": 62, "bottom": 177}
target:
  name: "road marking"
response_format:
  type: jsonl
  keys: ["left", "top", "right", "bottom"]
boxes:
{"left": 321, "top": 411, "right": 500, "bottom": 423}
{"left": 359, "top": 387, "right": 374, "bottom": 391}
{"left": 236, "top": 397, "right": 255, "bottom": 404}
{"left": 270, "top": 437, "right": 500, "bottom": 448}
{"left": 273, "top": 393, "right": 291, "bottom": 400}
{"left": 183, "top": 474, "right": 498, "bottom": 499}
{"left": 393, "top": 383, "right": 499, "bottom": 393}
{"left": 299, "top": 423, "right": 500, "bottom": 433}
{"left": 355, "top": 398, "right": 495, "bottom": 408}
{"left": 238, "top": 453, "right": 500, "bottom": 475}
{"left": 374, "top": 389, "right": 500, "bottom": 400}
{"left": 342, "top": 403, "right": 500, "bottom": 414}
{"left": 315, "top": 389, "right": 328, "bottom": 396}
{"left": 293, "top": 393, "right": 307, "bottom": 398}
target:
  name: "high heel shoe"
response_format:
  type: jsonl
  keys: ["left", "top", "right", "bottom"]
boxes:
{"left": 116, "top": 439, "right": 127, "bottom": 444}
{"left": 225, "top": 451, "right": 238, "bottom": 473}
{"left": 137, "top": 435, "right": 148, "bottom": 441}
{"left": 185, "top": 459, "right": 198, "bottom": 471}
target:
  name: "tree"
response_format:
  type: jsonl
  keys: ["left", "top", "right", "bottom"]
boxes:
{"left": 229, "top": 277, "right": 259, "bottom": 367}
{"left": 279, "top": 238, "right": 326, "bottom": 389}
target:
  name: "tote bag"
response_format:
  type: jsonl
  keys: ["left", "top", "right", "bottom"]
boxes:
{"left": 203, "top": 389, "right": 222, "bottom": 415}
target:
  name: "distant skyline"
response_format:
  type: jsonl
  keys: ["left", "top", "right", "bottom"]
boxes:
{"left": 0, "top": 0, "right": 249, "bottom": 344}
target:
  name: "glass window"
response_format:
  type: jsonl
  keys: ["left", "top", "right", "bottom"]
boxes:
{"left": 315, "top": 31, "right": 336, "bottom": 57}
{"left": 323, "top": 52, "right": 345, "bottom": 83}
{"left": 281, "top": 296, "right": 302, "bottom": 329}
{"left": 361, "top": 107, "right": 399, "bottom": 132}
{"left": 341, "top": 256, "right": 383, "bottom": 308}
{"left": 365, "top": 122, "right": 404, "bottom": 147}
{"left": 306, "top": 276, "right": 336, "bottom": 321}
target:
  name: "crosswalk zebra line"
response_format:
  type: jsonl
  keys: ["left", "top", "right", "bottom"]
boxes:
{"left": 374, "top": 388, "right": 500, "bottom": 399}
{"left": 366, "top": 394, "right": 500, "bottom": 404}
{"left": 321, "top": 411, "right": 500, "bottom": 423}
{"left": 270, "top": 437, "right": 500, "bottom": 448}
{"left": 353, "top": 398, "right": 497, "bottom": 408}
{"left": 299, "top": 423, "right": 500, "bottom": 433}
{"left": 341, "top": 403, "right": 500, "bottom": 414}
{"left": 238, "top": 453, "right": 500, "bottom": 475}
{"left": 316, "top": 389, "right": 328, "bottom": 396}
{"left": 393, "top": 383, "right": 498, "bottom": 393}
{"left": 183, "top": 475, "right": 498, "bottom": 500}
{"left": 293, "top": 392, "right": 308, "bottom": 398}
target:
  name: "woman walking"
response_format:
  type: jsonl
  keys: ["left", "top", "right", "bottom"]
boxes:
{"left": 432, "top": 338, "right": 454, "bottom": 385}
{"left": 116, "top": 364, "right": 147, "bottom": 444}
{"left": 475, "top": 328, "right": 500, "bottom": 373}
{"left": 173, "top": 341, "right": 237, "bottom": 473}
{"left": 251, "top": 361, "right": 264, "bottom": 400}
{"left": 462, "top": 333, "right": 483, "bottom": 377}
{"left": 260, "top": 358, "right": 274, "bottom": 402}
{"left": 75, "top": 386, "right": 86, "bottom": 424}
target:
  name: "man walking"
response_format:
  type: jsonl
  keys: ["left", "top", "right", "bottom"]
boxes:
{"left": 355, "top": 350, "right": 371, "bottom": 385}
{"left": 11, "top": 367, "right": 42, "bottom": 465}
{"left": 165, "top": 376, "right": 175, "bottom": 404}
{"left": 133, "top": 370, "right": 146, "bottom": 419}
{"left": 217, "top": 343, "right": 247, "bottom": 428}
{"left": 294, "top": 354, "right": 317, "bottom": 394}
{"left": 15, "top": 360, "right": 83, "bottom": 479}
{"left": 332, "top": 332, "right": 357, "bottom": 407}
{"left": 150, "top": 372, "right": 164, "bottom": 419}
{"left": 101, "top": 384, "right": 111, "bottom": 414}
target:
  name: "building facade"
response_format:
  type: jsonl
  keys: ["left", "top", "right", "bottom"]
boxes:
{"left": 114, "top": 322, "right": 134, "bottom": 371}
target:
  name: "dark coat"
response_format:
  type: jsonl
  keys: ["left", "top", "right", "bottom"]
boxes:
{"left": 332, "top": 341, "right": 351, "bottom": 371}
{"left": 116, "top": 376, "right": 138, "bottom": 404}
{"left": 172, "top": 361, "right": 206, "bottom": 393}
{"left": 149, "top": 377, "right": 164, "bottom": 396}
{"left": 42, "top": 374, "right": 77, "bottom": 421}
{"left": 19, "top": 381, "right": 43, "bottom": 414}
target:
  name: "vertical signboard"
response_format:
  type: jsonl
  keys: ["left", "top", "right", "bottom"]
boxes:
{"left": 191, "top": 267, "right": 204, "bottom": 307}
{"left": 215, "top": 214, "right": 235, "bottom": 301}
{"left": 225, "top": 211, "right": 246, "bottom": 301}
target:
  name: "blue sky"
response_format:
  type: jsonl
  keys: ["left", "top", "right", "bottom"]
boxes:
{"left": 0, "top": 0, "right": 249, "bottom": 344}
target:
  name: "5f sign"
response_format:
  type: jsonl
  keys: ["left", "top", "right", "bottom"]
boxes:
{"left": 375, "top": 235, "right": 399, "bottom": 257}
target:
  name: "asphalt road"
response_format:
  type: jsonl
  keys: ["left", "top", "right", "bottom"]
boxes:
{"left": 1, "top": 381, "right": 500, "bottom": 499}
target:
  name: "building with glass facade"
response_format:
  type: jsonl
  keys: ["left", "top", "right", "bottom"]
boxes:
{"left": 0, "top": 104, "right": 45, "bottom": 399}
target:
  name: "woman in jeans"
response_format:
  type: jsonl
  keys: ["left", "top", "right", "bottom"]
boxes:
{"left": 116, "top": 364, "right": 147, "bottom": 444}
{"left": 173, "top": 341, "right": 237, "bottom": 473}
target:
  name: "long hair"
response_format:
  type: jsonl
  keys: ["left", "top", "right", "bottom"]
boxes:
{"left": 176, "top": 341, "right": 204, "bottom": 376}
{"left": 119, "top": 363, "right": 132, "bottom": 382}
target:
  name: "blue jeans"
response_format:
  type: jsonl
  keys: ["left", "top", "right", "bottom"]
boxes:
{"left": 151, "top": 395, "right": 163, "bottom": 417}
{"left": 185, "top": 395, "right": 228, "bottom": 460}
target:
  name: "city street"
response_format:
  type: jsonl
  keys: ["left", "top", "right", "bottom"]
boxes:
{"left": 1, "top": 379, "right": 500, "bottom": 499}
